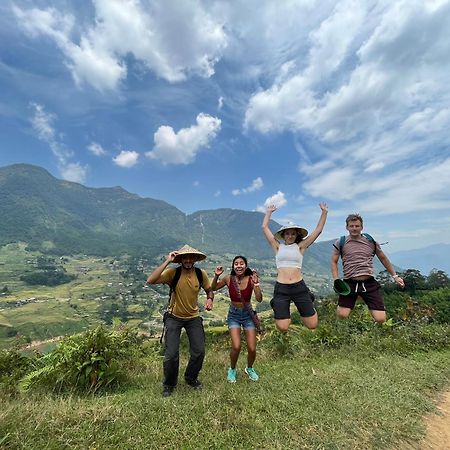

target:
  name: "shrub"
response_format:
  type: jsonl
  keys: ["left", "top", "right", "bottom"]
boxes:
{"left": 420, "top": 288, "right": 450, "bottom": 324}
{"left": 0, "top": 349, "right": 36, "bottom": 395}
{"left": 19, "top": 325, "right": 141, "bottom": 394}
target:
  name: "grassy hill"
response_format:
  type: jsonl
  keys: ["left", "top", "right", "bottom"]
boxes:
{"left": 1, "top": 317, "right": 450, "bottom": 449}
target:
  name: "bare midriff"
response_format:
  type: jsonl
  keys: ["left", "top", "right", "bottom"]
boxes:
{"left": 348, "top": 275, "right": 372, "bottom": 281}
{"left": 231, "top": 301, "right": 245, "bottom": 308}
{"left": 277, "top": 267, "right": 303, "bottom": 284}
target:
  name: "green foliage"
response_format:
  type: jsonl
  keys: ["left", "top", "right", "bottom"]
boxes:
{"left": 419, "top": 287, "right": 450, "bottom": 324}
{"left": 20, "top": 269, "right": 76, "bottom": 286}
{"left": 19, "top": 325, "right": 141, "bottom": 393}
{"left": 383, "top": 287, "right": 450, "bottom": 325}
{"left": 0, "top": 348, "right": 36, "bottom": 395}
{"left": 427, "top": 269, "right": 450, "bottom": 289}
{"left": 263, "top": 326, "right": 303, "bottom": 357}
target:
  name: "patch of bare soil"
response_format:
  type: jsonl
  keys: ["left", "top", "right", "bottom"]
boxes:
{"left": 401, "top": 390, "right": 450, "bottom": 449}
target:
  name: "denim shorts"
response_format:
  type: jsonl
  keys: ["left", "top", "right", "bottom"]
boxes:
{"left": 227, "top": 305, "right": 255, "bottom": 330}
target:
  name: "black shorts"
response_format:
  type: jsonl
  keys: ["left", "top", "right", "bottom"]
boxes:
{"left": 270, "top": 280, "right": 316, "bottom": 319}
{"left": 337, "top": 277, "right": 385, "bottom": 311}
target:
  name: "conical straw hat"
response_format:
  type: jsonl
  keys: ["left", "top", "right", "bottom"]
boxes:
{"left": 173, "top": 244, "right": 207, "bottom": 263}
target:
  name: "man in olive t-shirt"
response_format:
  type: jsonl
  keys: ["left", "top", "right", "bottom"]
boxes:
{"left": 147, "top": 245, "right": 214, "bottom": 397}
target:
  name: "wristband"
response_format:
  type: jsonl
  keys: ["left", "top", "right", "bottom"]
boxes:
{"left": 254, "top": 283, "right": 260, "bottom": 287}
{"left": 393, "top": 274, "right": 400, "bottom": 279}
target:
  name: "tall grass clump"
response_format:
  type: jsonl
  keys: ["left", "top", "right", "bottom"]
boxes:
{"left": 19, "top": 325, "right": 141, "bottom": 394}
{"left": 0, "top": 348, "right": 36, "bottom": 396}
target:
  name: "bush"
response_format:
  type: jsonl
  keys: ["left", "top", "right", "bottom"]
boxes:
{"left": 19, "top": 325, "right": 141, "bottom": 394}
{"left": 0, "top": 349, "right": 36, "bottom": 395}
{"left": 420, "top": 288, "right": 450, "bottom": 324}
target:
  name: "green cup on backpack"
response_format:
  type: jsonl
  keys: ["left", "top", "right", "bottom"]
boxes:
{"left": 333, "top": 278, "right": 351, "bottom": 296}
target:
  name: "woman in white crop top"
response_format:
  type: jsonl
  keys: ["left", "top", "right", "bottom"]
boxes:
{"left": 262, "top": 202, "right": 328, "bottom": 332}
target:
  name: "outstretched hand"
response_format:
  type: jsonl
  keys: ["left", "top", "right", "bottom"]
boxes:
{"left": 266, "top": 204, "right": 277, "bottom": 214}
{"left": 319, "top": 202, "right": 328, "bottom": 212}
{"left": 214, "top": 266, "right": 224, "bottom": 277}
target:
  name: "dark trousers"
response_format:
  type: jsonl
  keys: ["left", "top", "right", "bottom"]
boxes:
{"left": 163, "top": 315, "right": 205, "bottom": 387}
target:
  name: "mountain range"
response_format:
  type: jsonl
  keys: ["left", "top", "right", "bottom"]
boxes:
{"left": 0, "top": 164, "right": 288, "bottom": 260}
{"left": 390, "top": 244, "right": 450, "bottom": 276}
{"left": 1, "top": 164, "right": 447, "bottom": 275}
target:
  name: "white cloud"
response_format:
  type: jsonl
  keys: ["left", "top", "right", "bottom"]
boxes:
{"left": 113, "top": 150, "right": 139, "bottom": 168}
{"left": 256, "top": 191, "right": 287, "bottom": 212}
{"left": 359, "top": 158, "right": 450, "bottom": 215}
{"left": 30, "top": 103, "right": 57, "bottom": 143}
{"left": 29, "top": 103, "right": 86, "bottom": 183}
{"left": 242, "top": 0, "right": 450, "bottom": 218}
{"left": 60, "top": 162, "right": 88, "bottom": 184}
{"left": 87, "top": 142, "right": 107, "bottom": 156}
{"left": 146, "top": 113, "right": 221, "bottom": 165}
{"left": 232, "top": 177, "right": 263, "bottom": 195}
{"left": 218, "top": 96, "right": 224, "bottom": 110}
{"left": 245, "top": 1, "right": 450, "bottom": 145}
{"left": 14, "top": 0, "right": 228, "bottom": 91}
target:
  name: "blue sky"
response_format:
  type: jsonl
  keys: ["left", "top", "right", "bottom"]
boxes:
{"left": 1, "top": 0, "right": 450, "bottom": 252}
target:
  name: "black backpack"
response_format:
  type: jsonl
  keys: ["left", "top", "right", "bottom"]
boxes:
{"left": 160, "top": 266, "right": 204, "bottom": 344}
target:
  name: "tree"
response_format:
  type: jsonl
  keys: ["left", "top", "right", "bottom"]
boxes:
{"left": 427, "top": 269, "right": 450, "bottom": 290}
{"left": 403, "top": 269, "right": 427, "bottom": 294}
{"left": 378, "top": 270, "right": 399, "bottom": 292}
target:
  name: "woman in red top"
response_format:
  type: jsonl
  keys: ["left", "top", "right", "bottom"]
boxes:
{"left": 211, "top": 256, "right": 262, "bottom": 383}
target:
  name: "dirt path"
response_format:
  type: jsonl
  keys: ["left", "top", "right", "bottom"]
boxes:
{"left": 402, "top": 390, "right": 450, "bottom": 449}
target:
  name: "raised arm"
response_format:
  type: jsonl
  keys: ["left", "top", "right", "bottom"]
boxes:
{"left": 211, "top": 266, "right": 228, "bottom": 291}
{"left": 146, "top": 251, "right": 177, "bottom": 284}
{"left": 376, "top": 248, "right": 405, "bottom": 288}
{"left": 262, "top": 205, "right": 279, "bottom": 252}
{"left": 251, "top": 270, "right": 263, "bottom": 302}
{"left": 300, "top": 202, "right": 328, "bottom": 250}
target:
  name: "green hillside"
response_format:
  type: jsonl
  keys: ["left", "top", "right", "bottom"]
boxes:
{"left": 0, "top": 164, "right": 286, "bottom": 259}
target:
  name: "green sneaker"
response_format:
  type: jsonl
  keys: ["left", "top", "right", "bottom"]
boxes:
{"left": 227, "top": 367, "right": 237, "bottom": 383}
{"left": 244, "top": 367, "right": 259, "bottom": 381}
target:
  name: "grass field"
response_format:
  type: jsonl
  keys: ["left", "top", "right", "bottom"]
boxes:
{"left": 1, "top": 324, "right": 449, "bottom": 449}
